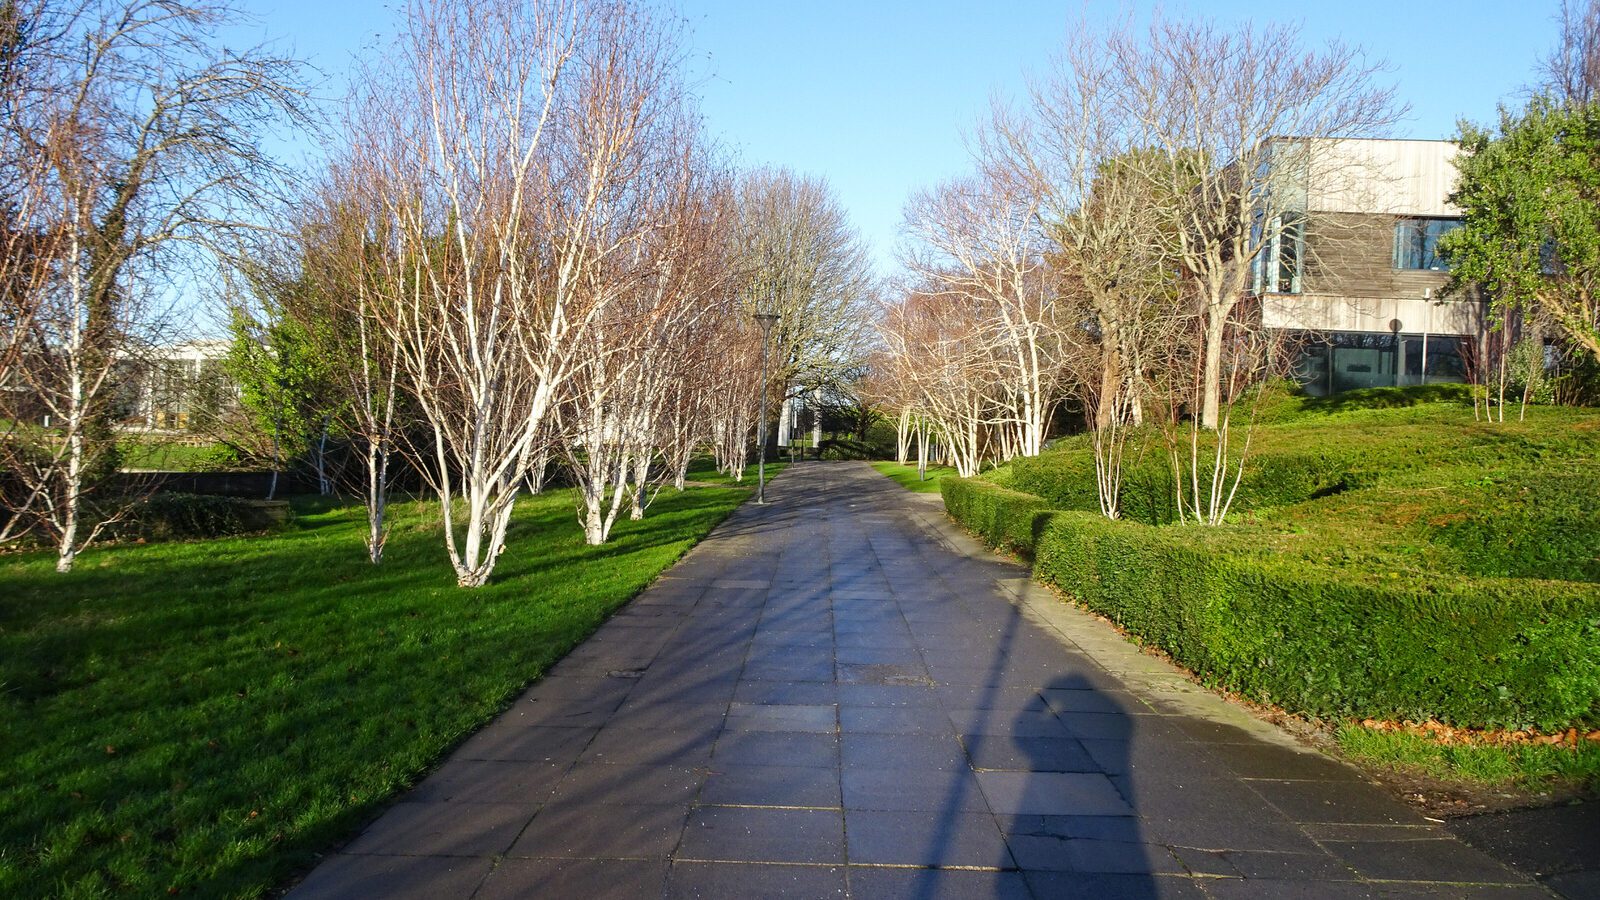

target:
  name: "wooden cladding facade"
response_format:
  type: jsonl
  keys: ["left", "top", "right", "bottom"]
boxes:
{"left": 1260, "top": 211, "right": 1482, "bottom": 337}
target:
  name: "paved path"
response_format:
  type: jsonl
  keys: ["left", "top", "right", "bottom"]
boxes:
{"left": 291, "top": 462, "right": 1548, "bottom": 899}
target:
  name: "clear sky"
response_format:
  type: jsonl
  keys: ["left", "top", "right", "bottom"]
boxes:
{"left": 237, "top": 0, "right": 1561, "bottom": 277}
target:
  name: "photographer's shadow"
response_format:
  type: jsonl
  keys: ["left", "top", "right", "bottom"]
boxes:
{"left": 988, "top": 671, "right": 1188, "bottom": 898}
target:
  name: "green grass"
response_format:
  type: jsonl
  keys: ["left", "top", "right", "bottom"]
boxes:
{"left": 871, "top": 460, "right": 959, "bottom": 493}
{"left": 119, "top": 441, "right": 234, "bottom": 472}
{"left": 1336, "top": 725, "right": 1600, "bottom": 792}
{"left": 948, "top": 388, "right": 1600, "bottom": 792}
{"left": 993, "top": 392, "right": 1600, "bottom": 584}
{"left": 0, "top": 464, "right": 764, "bottom": 897}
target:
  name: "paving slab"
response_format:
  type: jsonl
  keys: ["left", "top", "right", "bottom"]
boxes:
{"left": 288, "top": 462, "right": 1548, "bottom": 898}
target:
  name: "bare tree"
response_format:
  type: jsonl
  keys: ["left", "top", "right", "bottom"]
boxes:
{"left": 1104, "top": 15, "right": 1400, "bottom": 429}
{"left": 0, "top": 0, "right": 307, "bottom": 571}
{"left": 1154, "top": 315, "right": 1288, "bottom": 526}
{"left": 980, "top": 41, "right": 1183, "bottom": 516}
{"left": 734, "top": 168, "right": 875, "bottom": 440}
{"left": 352, "top": 0, "right": 688, "bottom": 584}
{"left": 877, "top": 288, "right": 992, "bottom": 477}
{"left": 900, "top": 173, "right": 1065, "bottom": 462}
{"left": 1543, "top": 0, "right": 1600, "bottom": 105}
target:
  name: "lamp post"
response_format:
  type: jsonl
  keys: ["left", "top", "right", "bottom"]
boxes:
{"left": 754, "top": 312, "right": 779, "bottom": 504}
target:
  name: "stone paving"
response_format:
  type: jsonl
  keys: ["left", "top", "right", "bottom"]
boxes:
{"left": 290, "top": 462, "right": 1551, "bottom": 899}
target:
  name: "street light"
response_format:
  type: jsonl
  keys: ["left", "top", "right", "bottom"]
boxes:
{"left": 754, "top": 312, "right": 780, "bottom": 504}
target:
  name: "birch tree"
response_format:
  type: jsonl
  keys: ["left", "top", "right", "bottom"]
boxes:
{"left": 352, "top": 0, "right": 686, "bottom": 584}
{"left": 288, "top": 173, "right": 404, "bottom": 562}
{"left": 0, "top": 0, "right": 306, "bottom": 571}
{"left": 1103, "top": 15, "right": 1400, "bottom": 429}
{"left": 901, "top": 174, "right": 1064, "bottom": 461}
{"left": 878, "top": 288, "right": 992, "bottom": 477}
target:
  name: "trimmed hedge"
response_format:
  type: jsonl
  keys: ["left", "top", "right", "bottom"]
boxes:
{"left": 1004, "top": 443, "right": 1379, "bottom": 525}
{"left": 940, "top": 476, "right": 1052, "bottom": 555}
{"left": 112, "top": 492, "right": 291, "bottom": 542}
{"left": 943, "top": 476, "right": 1600, "bottom": 730}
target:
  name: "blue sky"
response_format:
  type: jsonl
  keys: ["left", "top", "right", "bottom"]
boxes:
{"left": 237, "top": 0, "right": 1560, "bottom": 276}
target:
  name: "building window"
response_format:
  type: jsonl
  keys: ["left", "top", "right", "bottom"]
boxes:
{"left": 1289, "top": 330, "right": 1468, "bottom": 397}
{"left": 1393, "top": 217, "right": 1460, "bottom": 270}
{"left": 1253, "top": 212, "right": 1304, "bottom": 294}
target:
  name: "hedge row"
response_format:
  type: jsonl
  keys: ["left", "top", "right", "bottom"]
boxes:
{"left": 112, "top": 492, "right": 291, "bottom": 542}
{"left": 940, "top": 476, "right": 1052, "bottom": 555}
{"left": 1004, "top": 444, "right": 1379, "bottom": 525}
{"left": 943, "top": 476, "right": 1600, "bottom": 731}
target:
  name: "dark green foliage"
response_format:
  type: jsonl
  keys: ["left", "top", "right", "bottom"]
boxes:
{"left": 940, "top": 477, "right": 1052, "bottom": 555}
{"left": 1429, "top": 474, "right": 1600, "bottom": 582}
{"left": 111, "top": 492, "right": 288, "bottom": 542}
{"left": 862, "top": 419, "right": 900, "bottom": 458}
{"left": 1441, "top": 97, "right": 1600, "bottom": 365}
{"left": 941, "top": 402, "right": 1600, "bottom": 731}
{"left": 1554, "top": 350, "right": 1600, "bottom": 406}
{"left": 1027, "top": 511, "right": 1600, "bottom": 731}
{"left": 817, "top": 438, "right": 877, "bottom": 460}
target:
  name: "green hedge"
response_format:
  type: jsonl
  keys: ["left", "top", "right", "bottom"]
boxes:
{"left": 940, "top": 477, "right": 1052, "bottom": 555}
{"left": 943, "top": 477, "right": 1600, "bottom": 730}
{"left": 1004, "top": 443, "right": 1378, "bottom": 525}
{"left": 112, "top": 492, "right": 291, "bottom": 542}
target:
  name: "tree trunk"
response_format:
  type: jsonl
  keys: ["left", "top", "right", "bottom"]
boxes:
{"left": 777, "top": 395, "right": 792, "bottom": 448}
{"left": 315, "top": 416, "right": 332, "bottom": 496}
{"left": 55, "top": 421, "right": 84, "bottom": 574}
{"left": 629, "top": 453, "right": 650, "bottom": 520}
{"left": 811, "top": 387, "right": 822, "bottom": 458}
{"left": 1199, "top": 307, "right": 1227, "bottom": 430}
{"left": 366, "top": 436, "right": 388, "bottom": 564}
{"left": 916, "top": 420, "right": 929, "bottom": 480}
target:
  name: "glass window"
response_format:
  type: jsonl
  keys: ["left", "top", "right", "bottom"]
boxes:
{"left": 1275, "top": 213, "right": 1304, "bottom": 293}
{"left": 1393, "top": 218, "right": 1460, "bottom": 270}
{"left": 1253, "top": 212, "right": 1304, "bottom": 294}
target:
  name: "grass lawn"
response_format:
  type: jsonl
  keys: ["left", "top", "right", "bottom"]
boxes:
{"left": 1336, "top": 725, "right": 1600, "bottom": 792}
{"left": 871, "top": 460, "right": 959, "bottom": 493}
{"left": 0, "top": 463, "right": 769, "bottom": 897}
{"left": 119, "top": 441, "right": 232, "bottom": 472}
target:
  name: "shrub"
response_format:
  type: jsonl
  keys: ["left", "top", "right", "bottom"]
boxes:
{"left": 1293, "top": 383, "right": 1475, "bottom": 415}
{"left": 113, "top": 492, "right": 290, "bottom": 542}
{"left": 862, "top": 419, "right": 900, "bottom": 458}
{"left": 941, "top": 402, "right": 1600, "bottom": 731}
{"left": 1004, "top": 441, "right": 1372, "bottom": 524}
{"left": 1026, "top": 510, "right": 1600, "bottom": 731}
{"left": 940, "top": 477, "right": 1052, "bottom": 555}
{"left": 1430, "top": 473, "right": 1600, "bottom": 582}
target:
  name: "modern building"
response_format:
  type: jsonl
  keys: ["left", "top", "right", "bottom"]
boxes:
{"left": 1249, "top": 138, "right": 1482, "bottom": 396}
{"left": 115, "top": 339, "right": 234, "bottom": 432}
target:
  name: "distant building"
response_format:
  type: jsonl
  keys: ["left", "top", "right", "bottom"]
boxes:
{"left": 115, "top": 339, "right": 234, "bottom": 433}
{"left": 1249, "top": 138, "right": 1481, "bottom": 396}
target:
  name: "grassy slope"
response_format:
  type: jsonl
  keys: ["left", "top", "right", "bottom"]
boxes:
{"left": 118, "top": 441, "right": 231, "bottom": 472}
{"left": 871, "top": 460, "right": 959, "bottom": 493}
{"left": 978, "top": 391, "right": 1600, "bottom": 793}
{"left": 999, "top": 395, "right": 1600, "bottom": 583}
{"left": 0, "top": 467, "right": 761, "bottom": 898}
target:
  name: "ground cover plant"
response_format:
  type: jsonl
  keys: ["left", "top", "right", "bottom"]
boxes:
{"left": 870, "top": 460, "right": 960, "bottom": 493}
{"left": 940, "top": 388, "right": 1600, "bottom": 791}
{"left": 0, "top": 464, "right": 768, "bottom": 898}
